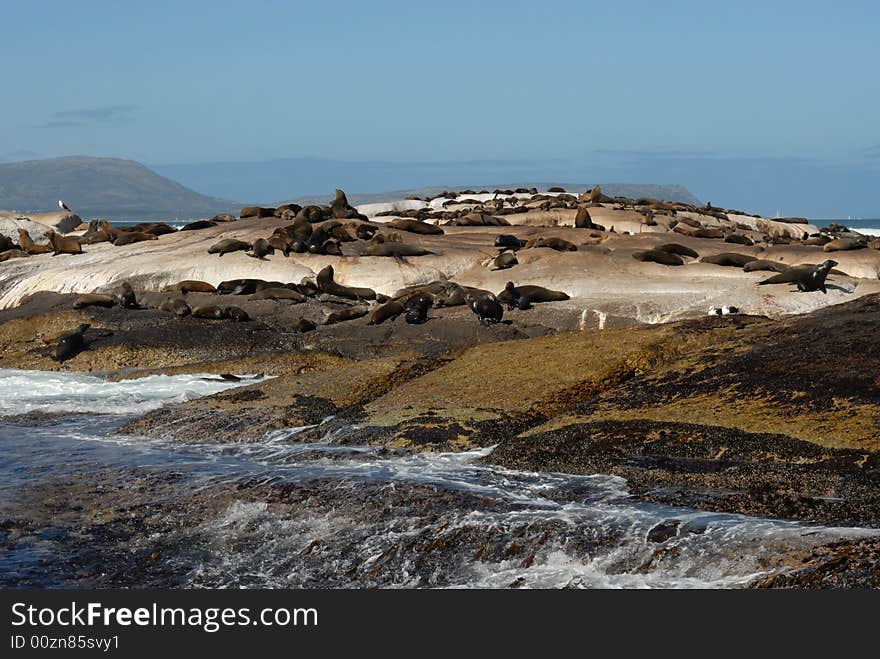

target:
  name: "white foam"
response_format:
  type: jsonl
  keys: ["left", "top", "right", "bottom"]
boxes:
{"left": 0, "top": 368, "right": 268, "bottom": 416}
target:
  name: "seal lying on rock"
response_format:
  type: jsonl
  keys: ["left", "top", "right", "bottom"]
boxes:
{"left": 191, "top": 305, "right": 227, "bottom": 319}
{"left": 494, "top": 234, "right": 527, "bottom": 250}
{"left": 499, "top": 282, "right": 569, "bottom": 309}
{"left": 180, "top": 220, "right": 218, "bottom": 231}
{"left": 656, "top": 243, "right": 699, "bottom": 258}
{"left": 526, "top": 236, "right": 578, "bottom": 252}
{"left": 632, "top": 249, "right": 685, "bottom": 266}
{"left": 700, "top": 253, "right": 758, "bottom": 267}
{"left": 325, "top": 304, "right": 369, "bottom": 325}
{"left": 113, "top": 231, "right": 158, "bottom": 246}
{"left": 387, "top": 218, "right": 444, "bottom": 235}
{"left": 316, "top": 265, "right": 376, "bottom": 300}
{"left": 743, "top": 259, "right": 789, "bottom": 273}
{"left": 824, "top": 238, "right": 866, "bottom": 252}
{"left": 361, "top": 242, "right": 433, "bottom": 257}
{"left": 208, "top": 238, "right": 251, "bottom": 256}
{"left": 489, "top": 250, "right": 518, "bottom": 270}
{"left": 158, "top": 298, "right": 192, "bottom": 317}
{"left": 52, "top": 324, "right": 90, "bottom": 363}
{"left": 758, "top": 259, "right": 838, "bottom": 293}
{"left": 368, "top": 299, "right": 406, "bottom": 325}
{"left": 164, "top": 280, "right": 217, "bottom": 294}
{"left": 251, "top": 287, "right": 306, "bottom": 302}
{"left": 73, "top": 294, "right": 116, "bottom": 309}
{"left": 0, "top": 249, "right": 29, "bottom": 262}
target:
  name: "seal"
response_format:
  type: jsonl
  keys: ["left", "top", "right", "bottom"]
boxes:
{"left": 632, "top": 249, "right": 685, "bottom": 266}
{"left": 80, "top": 221, "right": 112, "bottom": 245}
{"left": 742, "top": 259, "right": 789, "bottom": 273}
{"left": 208, "top": 238, "right": 251, "bottom": 256}
{"left": 803, "top": 235, "right": 831, "bottom": 246}
{"left": 824, "top": 238, "right": 866, "bottom": 252}
{"left": 489, "top": 250, "right": 518, "bottom": 270}
{"left": 191, "top": 305, "right": 228, "bottom": 319}
{"left": 119, "top": 281, "right": 139, "bottom": 309}
{"left": 498, "top": 282, "right": 570, "bottom": 308}
{"left": 0, "top": 249, "right": 29, "bottom": 262}
{"left": 699, "top": 253, "right": 758, "bottom": 267}
{"left": 387, "top": 218, "right": 444, "bottom": 235}
{"left": 368, "top": 299, "right": 406, "bottom": 325}
{"left": 17, "top": 229, "right": 53, "bottom": 255}
{"left": 164, "top": 280, "right": 217, "bottom": 294}
{"left": 46, "top": 231, "right": 83, "bottom": 256}
{"left": 225, "top": 306, "right": 250, "bottom": 322}
{"left": 158, "top": 298, "right": 192, "bottom": 317}
{"left": 316, "top": 265, "right": 376, "bottom": 300}
{"left": 251, "top": 287, "right": 306, "bottom": 302}
{"left": 494, "top": 234, "right": 527, "bottom": 250}
{"left": 362, "top": 242, "right": 433, "bottom": 257}
{"left": 113, "top": 231, "right": 159, "bottom": 246}
{"left": 655, "top": 243, "right": 698, "bottom": 258}
{"left": 180, "top": 220, "right": 218, "bottom": 231}
{"left": 52, "top": 323, "right": 90, "bottom": 363}
{"left": 292, "top": 318, "right": 317, "bottom": 333}
{"left": 324, "top": 304, "right": 369, "bottom": 325}
{"left": 467, "top": 291, "right": 504, "bottom": 325}
{"left": 724, "top": 233, "right": 755, "bottom": 246}
{"left": 526, "top": 236, "right": 577, "bottom": 252}
{"left": 758, "top": 259, "right": 838, "bottom": 293}
{"left": 73, "top": 294, "right": 116, "bottom": 309}
{"left": 248, "top": 237, "right": 274, "bottom": 260}
{"left": 405, "top": 295, "right": 431, "bottom": 324}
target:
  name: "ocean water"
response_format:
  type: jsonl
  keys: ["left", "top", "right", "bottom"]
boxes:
{"left": 1, "top": 368, "right": 876, "bottom": 589}
{"left": 816, "top": 218, "right": 880, "bottom": 235}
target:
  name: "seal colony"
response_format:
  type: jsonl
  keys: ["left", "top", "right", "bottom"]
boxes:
{"left": 3, "top": 186, "right": 880, "bottom": 589}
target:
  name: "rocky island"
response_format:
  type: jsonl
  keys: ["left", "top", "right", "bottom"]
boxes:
{"left": 1, "top": 186, "right": 879, "bottom": 588}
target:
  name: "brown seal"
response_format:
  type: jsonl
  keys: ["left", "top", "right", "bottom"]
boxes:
{"left": 632, "top": 249, "right": 685, "bottom": 266}
{"left": 324, "top": 304, "right": 369, "bottom": 325}
{"left": 113, "top": 231, "right": 158, "bottom": 246}
{"left": 47, "top": 231, "right": 83, "bottom": 255}
{"left": 387, "top": 218, "right": 444, "bottom": 235}
{"left": 73, "top": 294, "right": 116, "bottom": 309}
{"left": 17, "top": 229, "right": 53, "bottom": 255}
{"left": 158, "top": 298, "right": 192, "bottom": 317}
{"left": 368, "top": 299, "right": 406, "bottom": 325}
{"left": 526, "top": 236, "right": 577, "bottom": 252}
{"left": 191, "top": 305, "right": 227, "bottom": 319}
{"left": 316, "top": 265, "right": 376, "bottom": 300}
{"left": 208, "top": 238, "right": 251, "bottom": 256}
{"left": 656, "top": 243, "right": 699, "bottom": 258}
{"left": 248, "top": 237, "right": 275, "bottom": 260}
{"left": 699, "top": 253, "right": 758, "bottom": 267}
{"left": 251, "top": 287, "right": 306, "bottom": 302}
{"left": 164, "top": 280, "right": 217, "bottom": 294}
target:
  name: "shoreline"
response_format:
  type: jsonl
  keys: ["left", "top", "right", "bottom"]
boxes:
{"left": 2, "top": 188, "right": 880, "bottom": 587}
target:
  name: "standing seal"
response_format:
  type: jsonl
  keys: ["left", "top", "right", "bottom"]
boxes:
{"left": 52, "top": 324, "right": 90, "bottom": 363}
{"left": 248, "top": 238, "right": 275, "bottom": 260}
{"left": 405, "top": 296, "right": 431, "bottom": 324}
{"left": 467, "top": 292, "right": 504, "bottom": 325}
{"left": 17, "top": 229, "right": 53, "bottom": 255}
{"left": 119, "top": 281, "right": 139, "bottom": 308}
{"left": 46, "top": 231, "right": 83, "bottom": 255}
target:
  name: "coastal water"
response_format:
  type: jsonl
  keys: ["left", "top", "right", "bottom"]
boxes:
{"left": 1, "top": 369, "right": 876, "bottom": 589}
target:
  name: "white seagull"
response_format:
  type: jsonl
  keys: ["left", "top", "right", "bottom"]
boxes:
{"left": 58, "top": 199, "right": 71, "bottom": 212}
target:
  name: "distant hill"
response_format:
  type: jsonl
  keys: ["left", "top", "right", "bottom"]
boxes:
{"left": 0, "top": 156, "right": 235, "bottom": 220}
{"left": 154, "top": 157, "right": 702, "bottom": 207}
{"left": 286, "top": 183, "right": 701, "bottom": 208}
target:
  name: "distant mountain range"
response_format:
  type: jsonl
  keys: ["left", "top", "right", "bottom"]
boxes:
{"left": 0, "top": 155, "right": 702, "bottom": 220}
{"left": 0, "top": 156, "right": 234, "bottom": 220}
{"left": 154, "top": 156, "right": 702, "bottom": 207}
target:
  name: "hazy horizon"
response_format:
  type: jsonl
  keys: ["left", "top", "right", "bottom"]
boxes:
{"left": 2, "top": 1, "right": 879, "bottom": 217}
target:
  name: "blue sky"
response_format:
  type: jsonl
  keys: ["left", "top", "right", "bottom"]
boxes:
{"left": 1, "top": 1, "right": 879, "bottom": 215}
